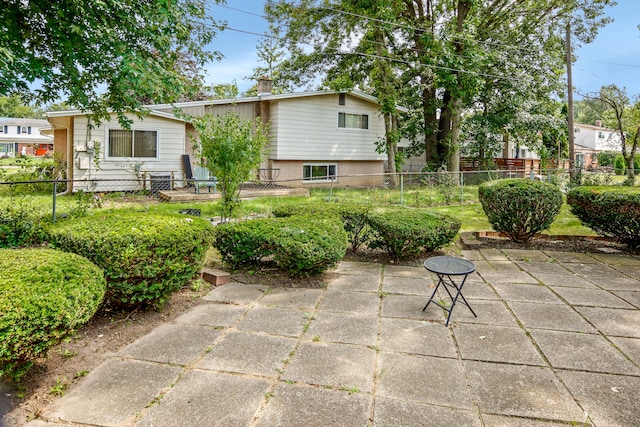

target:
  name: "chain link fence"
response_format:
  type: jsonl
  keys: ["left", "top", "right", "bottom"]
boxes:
{"left": 0, "top": 167, "right": 625, "bottom": 222}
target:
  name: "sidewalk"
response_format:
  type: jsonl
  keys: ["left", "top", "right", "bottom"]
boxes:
{"left": 22, "top": 248, "right": 640, "bottom": 426}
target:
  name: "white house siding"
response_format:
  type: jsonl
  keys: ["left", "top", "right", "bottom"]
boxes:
{"left": 574, "top": 124, "right": 621, "bottom": 151}
{"left": 204, "top": 103, "right": 256, "bottom": 121}
{"left": 270, "top": 94, "right": 385, "bottom": 162}
{"left": 71, "top": 114, "right": 185, "bottom": 192}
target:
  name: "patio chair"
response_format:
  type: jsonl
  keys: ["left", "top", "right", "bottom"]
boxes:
{"left": 193, "top": 166, "right": 218, "bottom": 194}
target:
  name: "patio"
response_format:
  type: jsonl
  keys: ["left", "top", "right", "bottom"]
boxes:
{"left": 30, "top": 248, "right": 640, "bottom": 426}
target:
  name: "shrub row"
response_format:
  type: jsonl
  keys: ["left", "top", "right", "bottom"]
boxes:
{"left": 273, "top": 203, "right": 460, "bottom": 260}
{"left": 48, "top": 210, "right": 215, "bottom": 307}
{"left": 366, "top": 208, "right": 461, "bottom": 260}
{"left": 478, "top": 179, "right": 563, "bottom": 243}
{"left": 214, "top": 216, "right": 348, "bottom": 276}
{"left": 0, "top": 248, "right": 106, "bottom": 381}
{"left": 567, "top": 186, "right": 640, "bottom": 250}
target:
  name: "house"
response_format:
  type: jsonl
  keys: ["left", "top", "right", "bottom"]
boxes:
{"left": 46, "top": 79, "right": 401, "bottom": 192}
{"left": 45, "top": 110, "right": 186, "bottom": 192}
{"left": 574, "top": 121, "right": 622, "bottom": 170}
{"left": 0, "top": 118, "right": 53, "bottom": 158}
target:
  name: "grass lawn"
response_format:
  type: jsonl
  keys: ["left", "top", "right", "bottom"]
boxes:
{"left": 0, "top": 184, "right": 600, "bottom": 237}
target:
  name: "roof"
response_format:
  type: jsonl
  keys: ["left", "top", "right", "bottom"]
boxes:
{"left": 574, "top": 123, "right": 616, "bottom": 133}
{"left": 0, "top": 117, "right": 50, "bottom": 127}
{"left": 144, "top": 89, "right": 410, "bottom": 113}
{"left": 44, "top": 109, "right": 184, "bottom": 122}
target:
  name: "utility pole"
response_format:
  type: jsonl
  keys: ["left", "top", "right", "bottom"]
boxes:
{"left": 566, "top": 22, "right": 576, "bottom": 181}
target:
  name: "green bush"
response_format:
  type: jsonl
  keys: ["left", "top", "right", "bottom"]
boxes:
{"left": 47, "top": 210, "right": 214, "bottom": 307}
{"left": 0, "top": 198, "right": 48, "bottom": 248}
{"left": 214, "top": 216, "right": 347, "bottom": 276}
{"left": 366, "top": 207, "right": 460, "bottom": 260}
{"left": 0, "top": 248, "right": 105, "bottom": 381}
{"left": 273, "top": 202, "right": 372, "bottom": 251}
{"left": 567, "top": 186, "right": 640, "bottom": 250}
{"left": 614, "top": 154, "right": 626, "bottom": 175}
{"left": 478, "top": 179, "right": 563, "bottom": 243}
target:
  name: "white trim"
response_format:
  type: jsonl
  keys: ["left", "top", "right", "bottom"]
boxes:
{"left": 104, "top": 127, "right": 161, "bottom": 161}
{"left": 302, "top": 163, "right": 338, "bottom": 183}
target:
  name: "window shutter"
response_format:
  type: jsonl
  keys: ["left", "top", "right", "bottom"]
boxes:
{"left": 361, "top": 115, "right": 368, "bottom": 129}
{"left": 28, "top": 127, "right": 32, "bottom": 134}
{"left": 338, "top": 112, "right": 345, "bottom": 128}
{"left": 17, "top": 126, "right": 21, "bottom": 133}
{"left": 339, "top": 93, "right": 345, "bottom": 106}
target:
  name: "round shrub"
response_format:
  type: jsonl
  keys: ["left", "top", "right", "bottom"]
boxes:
{"left": 47, "top": 210, "right": 215, "bottom": 307}
{"left": 0, "top": 248, "right": 105, "bottom": 381}
{"left": 567, "top": 186, "right": 640, "bottom": 249}
{"left": 614, "top": 154, "right": 626, "bottom": 175}
{"left": 214, "top": 216, "right": 347, "bottom": 276}
{"left": 273, "top": 202, "right": 373, "bottom": 251}
{"left": 478, "top": 179, "right": 563, "bottom": 243}
{"left": 366, "top": 207, "right": 461, "bottom": 260}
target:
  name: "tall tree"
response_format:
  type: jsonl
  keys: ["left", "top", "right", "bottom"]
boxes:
{"left": 0, "top": 0, "right": 222, "bottom": 126}
{"left": 266, "top": 0, "right": 613, "bottom": 171}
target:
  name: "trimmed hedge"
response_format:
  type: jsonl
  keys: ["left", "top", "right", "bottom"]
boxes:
{"left": 567, "top": 186, "right": 640, "bottom": 249}
{"left": 0, "top": 248, "right": 105, "bottom": 381}
{"left": 214, "top": 216, "right": 347, "bottom": 276}
{"left": 0, "top": 198, "right": 47, "bottom": 248}
{"left": 273, "top": 202, "right": 372, "bottom": 251}
{"left": 366, "top": 207, "right": 461, "bottom": 260}
{"left": 478, "top": 179, "right": 563, "bottom": 243}
{"left": 47, "top": 211, "right": 214, "bottom": 307}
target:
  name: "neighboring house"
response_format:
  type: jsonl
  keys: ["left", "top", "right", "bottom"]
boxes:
{"left": 46, "top": 79, "right": 402, "bottom": 192}
{"left": 0, "top": 118, "right": 53, "bottom": 158}
{"left": 574, "top": 121, "right": 622, "bottom": 170}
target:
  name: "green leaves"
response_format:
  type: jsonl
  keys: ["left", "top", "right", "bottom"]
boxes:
{"left": 478, "top": 179, "right": 563, "bottom": 243}
{"left": 1, "top": 0, "right": 222, "bottom": 124}
{"left": 189, "top": 112, "right": 270, "bottom": 221}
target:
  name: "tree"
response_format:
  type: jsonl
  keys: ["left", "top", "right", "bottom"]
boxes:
{"left": 0, "top": 95, "right": 42, "bottom": 118}
{"left": 0, "top": 0, "right": 222, "bottom": 126}
{"left": 594, "top": 85, "right": 640, "bottom": 185}
{"left": 189, "top": 112, "right": 270, "bottom": 221}
{"left": 265, "top": 0, "right": 612, "bottom": 172}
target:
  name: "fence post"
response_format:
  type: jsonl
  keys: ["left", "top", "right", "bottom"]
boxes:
{"left": 460, "top": 172, "right": 464, "bottom": 204}
{"left": 52, "top": 180, "right": 57, "bottom": 223}
{"left": 400, "top": 173, "right": 404, "bottom": 206}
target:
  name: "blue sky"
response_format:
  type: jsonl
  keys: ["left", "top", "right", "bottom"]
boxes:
{"left": 205, "top": 1, "right": 640, "bottom": 98}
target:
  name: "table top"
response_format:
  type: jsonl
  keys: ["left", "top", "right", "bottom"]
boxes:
{"left": 424, "top": 256, "right": 476, "bottom": 276}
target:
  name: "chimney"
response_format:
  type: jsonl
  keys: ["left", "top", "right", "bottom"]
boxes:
{"left": 257, "top": 77, "right": 273, "bottom": 96}
{"left": 595, "top": 120, "right": 602, "bottom": 127}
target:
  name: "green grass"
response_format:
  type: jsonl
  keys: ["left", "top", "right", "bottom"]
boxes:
{"left": 0, "top": 184, "right": 598, "bottom": 237}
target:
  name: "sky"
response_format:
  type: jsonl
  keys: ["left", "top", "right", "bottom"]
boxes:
{"left": 204, "top": 1, "right": 640, "bottom": 98}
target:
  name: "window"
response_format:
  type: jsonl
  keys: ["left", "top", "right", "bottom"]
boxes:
{"left": 598, "top": 131, "right": 605, "bottom": 139}
{"left": 303, "top": 164, "right": 337, "bottom": 182}
{"left": 20, "top": 126, "right": 28, "bottom": 134}
{"left": 338, "top": 112, "right": 368, "bottom": 129}
{"left": 108, "top": 129, "right": 158, "bottom": 158}
{"left": 338, "top": 93, "right": 346, "bottom": 106}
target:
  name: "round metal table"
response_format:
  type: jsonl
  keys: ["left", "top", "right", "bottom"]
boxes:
{"left": 423, "top": 256, "right": 477, "bottom": 326}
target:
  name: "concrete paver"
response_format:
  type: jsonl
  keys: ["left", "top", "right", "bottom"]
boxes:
{"left": 135, "top": 371, "right": 270, "bottom": 427}
{"left": 453, "top": 323, "right": 545, "bottom": 365}
{"left": 196, "top": 332, "right": 297, "bottom": 378}
{"left": 530, "top": 329, "right": 640, "bottom": 375}
{"left": 283, "top": 342, "right": 376, "bottom": 392}
{"left": 18, "top": 248, "right": 640, "bottom": 427}
{"left": 377, "top": 353, "right": 474, "bottom": 409}
{"left": 464, "top": 361, "right": 585, "bottom": 421}
{"left": 559, "top": 371, "right": 640, "bottom": 426}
